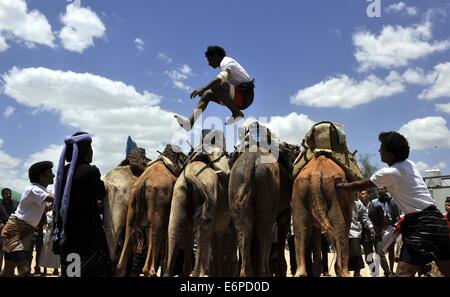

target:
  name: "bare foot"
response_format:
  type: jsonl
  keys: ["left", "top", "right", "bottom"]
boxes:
{"left": 174, "top": 115, "right": 192, "bottom": 132}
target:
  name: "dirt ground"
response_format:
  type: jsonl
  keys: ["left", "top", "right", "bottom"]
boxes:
{"left": 282, "top": 249, "right": 396, "bottom": 277}
{"left": 0, "top": 249, "right": 407, "bottom": 277}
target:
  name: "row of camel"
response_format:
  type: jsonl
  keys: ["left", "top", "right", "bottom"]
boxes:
{"left": 101, "top": 125, "right": 357, "bottom": 277}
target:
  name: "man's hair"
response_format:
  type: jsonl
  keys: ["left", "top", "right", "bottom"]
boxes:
{"left": 65, "top": 131, "right": 92, "bottom": 163}
{"left": 205, "top": 46, "right": 226, "bottom": 59}
{"left": 378, "top": 131, "right": 410, "bottom": 162}
{"left": 1, "top": 188, "right": 11, "bottom": 196}
{"left": 29, "top": 161, "right": 53, "bottom": 183}
{"left": 446, "top": 197, "right": 450, "bottom": 203}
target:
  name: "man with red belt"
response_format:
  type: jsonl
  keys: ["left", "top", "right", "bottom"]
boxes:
{"left": 175, "top": 45, "right": 255, "bottom": 132}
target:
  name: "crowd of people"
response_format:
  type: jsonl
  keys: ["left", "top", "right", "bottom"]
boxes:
{"left": 336, "top": 132, "right": 450, "bottom": 277}
{"left": 1, "top": 128, "right": 449, "bottom": 277}
{"left": 0, "top": 132, "right": 111, "bottom": 277}
{"left": 1, "top": 44, "right": 449, "bottom": 277}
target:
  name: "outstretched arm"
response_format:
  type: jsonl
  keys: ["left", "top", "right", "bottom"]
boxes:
{"left": 335, "top": 178, "right": 377, "bottom": 191}
{"left": 191, "top": 77, "right": 223, "bottom": 99}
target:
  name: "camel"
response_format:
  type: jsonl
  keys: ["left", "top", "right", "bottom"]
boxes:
{"left": 291, "top": 154, "right": 356, "bottom": 277}
{"left": 115, "top": 145, "right": 187, "bottom": 276}
{"left": 102, "top": 165, "right": 139, "bottom": 264}
{"left": 228, "top": 122, "right": 296, "bottom": 277}
{"left": 164, "top": 130, "right": 236, "bottom": 277}
{"left": 102, "top": 148, "right": 149, "bottom": 265}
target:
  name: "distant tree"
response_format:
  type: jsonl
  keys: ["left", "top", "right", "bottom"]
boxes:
{"left": 358, "top": 153, "right": 379, "bottom": 200}
{"left": 359, "top": 153, "right": 378, "bottom": 179}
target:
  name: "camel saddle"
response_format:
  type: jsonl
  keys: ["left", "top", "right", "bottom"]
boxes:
{"left": 291, "top": 121, "right": 363, "bottom": 181}
{"left": 147, "top": 144, "right": 186, "bottom": 176}
{"left": 184, "top": 129, "right": 228, "bottom": 174}
{"left": 231, "top": 121, "right": 294, "bottom": 173}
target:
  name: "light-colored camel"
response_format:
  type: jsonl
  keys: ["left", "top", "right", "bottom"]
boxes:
{"left": 291, "top": 154, "right": 356, "bottom": 277}
{"left": 228, "top": 144, "right": 293, "bottom": 277}
{"left": 116, "top": 149, "right": 186, "bottom": 277}
{"left": 102, "top": 165, "right": 138, "bottom": 264}
{"left": 164, "top": 146, "right": 234, "bottom": 277}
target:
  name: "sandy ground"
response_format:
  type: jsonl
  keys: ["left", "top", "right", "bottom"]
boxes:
{"left": 283, "top": 249, "right": 397, "bottom": 277}
{"left": 2, "top": 249, "right": 397, "bottom": 277}
{"left": 0, "top": 250, "right": 59, "bottom": 277}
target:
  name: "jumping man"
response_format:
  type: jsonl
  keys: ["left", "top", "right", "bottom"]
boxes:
{"left": 175, "top": 45, "right": 254, "bottom": 131}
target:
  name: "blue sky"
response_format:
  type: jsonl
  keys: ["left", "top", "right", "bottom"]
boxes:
{"left": 1, "top": 0, "right": 450, "bottom": 191}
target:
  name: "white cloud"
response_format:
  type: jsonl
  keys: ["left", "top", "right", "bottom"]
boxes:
{"left": 134, "top": 38, "right": 144, "bottom": 51}
{"left": 3, "top": 67, "right": 161, "bottom": 111}
{"left": 22, "top": 144, "right": 62, "bottom": 171}
{"left": 173, "top": 81, "right": 191, "bottom": 91}
{"left": 59, "top": 3, "right": 106, "bottom": 53}
{"left": 158, "top": 52, "right": 173, "bottom": 63}
{"left": 179, "top": 64, "right": 193, "bottom": 76}
{"left": 418, "top": 62, "right": 450, "bottom": 100}
{"left": 3, "top": 106, "right": 15, "bottom": 118}
{"left": 0, "top": 34, "right": 8, "bottom": 51}
{"left": 401, "top": 67, "right": 437, "bottom": 85}
{"left": 290, "top": 73, "right": 404, "bottom": 108}
{"left": 0, "top": 140, "right": 63, "bottom": 192}
{"left": 399, "top": 116, "right": 450, "bottom": 150}
{"left": 2, "top": 67, "right": 187, "bottom": 184}
{"left": 0, "top": 138, "right": 28, "bottom": 191}
{"left": 415, "top": 161, "right": 447, "bottom": 176}
{"left": 165, "top": 64, "right": 194, "bottom": 91}
{"left": 265, "top": 112, "right": 315, "bottom": 145}
{"left": 0, "top": 0, "right": 55, "bottom": 52}
{"left": 166, "top": 70, "right": 188, "bottom": 81}
{"left": 353, "top": 21, "right": 450, "bottom": 72}
{"left": 386, "top": 2, "right": 418, "bottom": 16}
{"left": 436, "top": 102, "right": 450, "bottom": 114}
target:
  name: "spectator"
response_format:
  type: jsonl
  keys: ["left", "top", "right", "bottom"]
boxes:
{"left": 359, "top": 190, "right": 375, "bottom": 272}
{"left": 336, "top": 131, "right": 450, "bottom": 277}
{"left": 39, "top": 209, "right": 60, "bottom": 276}
{"left": 370, "top": 187, "right": 400, "bottom": 276}
{"left": 0, "top": 201, "right": 8, "bottom": 271}
{"left": 1, "top": 188, "right": 19, "bottom": 218}
{"left": 349, "top": 198, "right": 374, "bottom": 277}
{"left": 53, "top": 132, "right": 113, "bottom": 277}
{"left": 444, "top": 197, "right": 450, "bottom": 237}
{"left": 0, "top": 162, "right": 55, "bottom": 277}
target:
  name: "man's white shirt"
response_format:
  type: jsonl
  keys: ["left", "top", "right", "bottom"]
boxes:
{"left": 13, "top": 184, "right": 50, "bottom": 227}
{"left": 217, "top": 56, "right": 252, "bottom": 86}
{"left": 370, "top": 159, "right": 435, "bottom": 215}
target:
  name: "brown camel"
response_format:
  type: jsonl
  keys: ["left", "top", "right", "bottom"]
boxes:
{"left": 291, "top": 154, "right": 356, "bottom": 277}
{"left": 115, "top": 145, "right": 186, "bottom": 276}
{"left": 229, "top": 148, "right": 286, "bottom": 277}
{"left": 228, "top": 122, "right": 296, "bottom": 277}
{"left": 164, "top": 131, "right": 235, "bottom": 277}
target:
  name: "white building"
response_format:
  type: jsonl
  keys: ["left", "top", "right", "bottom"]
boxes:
{"left": 424, "top": 169, "right": 450, "bottom": 213}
